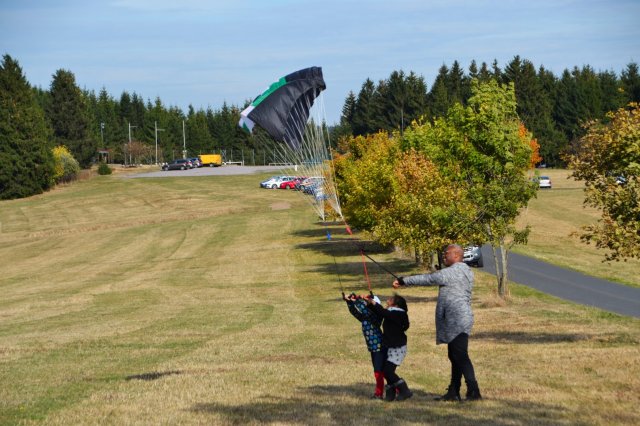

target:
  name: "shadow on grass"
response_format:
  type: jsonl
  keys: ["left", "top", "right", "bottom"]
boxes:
{"left": 190, "top": 382, "right": 569, "bottom": 425}
{"left": 309, "top": 259, "right": 414, "bottom": 279}
{"left": 473, "top": 331, "right": 591, "bottom": 344}
{"left": 296, "top": 239, "right": 394, "bottom": 258}
{"left": 293, "top": 225, "right": 421, "bottom": 286}
{"left": 125, "top": 370, "right": 182, "bottom": 381}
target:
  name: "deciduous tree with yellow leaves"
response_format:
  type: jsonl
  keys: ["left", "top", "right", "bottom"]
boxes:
{"left": 566, "top": 103, "right": 640, "bottom": 261}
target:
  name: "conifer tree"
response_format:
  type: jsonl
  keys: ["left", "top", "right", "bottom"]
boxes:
{"left": 330, "top": 91, "right": 356, "bottom": 145}
{"left": 621, "top": 62, "right": 640, "bottom": 103}
{"left": 95, "top": 87, "right": 121, "bottom": 161}
{"left": 47, "top": 69, "right": 96, "bottom": 167}
{"left": 0, "top": 54, "right": 54, "bottom": 199}
{"left": 428, "top": 65, "right": 450, "bottom": 118}
{"left": 351, "top": 79, "right": 378, "bottom": 136}
{"left": 447, "top": 60, "right": 465, "bottom": 104}
{"left": 185, "top": 105, "right": 213, "bottom": 156}
{"left": 478, "top": 62, "right": 492, "bottom": 82}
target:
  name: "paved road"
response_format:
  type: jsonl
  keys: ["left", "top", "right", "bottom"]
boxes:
{"left": 126, "top": 165, "right": 286, "bottom": 178}
{"left": 478, "top": 246, "right": 640, "bottom": 318}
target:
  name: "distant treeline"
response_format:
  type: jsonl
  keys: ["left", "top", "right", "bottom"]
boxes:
{"left": 335, "top": 57, "right": 640, "bottom": 167}
{"left": 2, "top": 53, "right": 639, "bottom": 199}
{"left": 31, "top": 71, "right": 274, "bottom": 167}
{"left": 21, "top": 55, "right": 640, "bottom": 168}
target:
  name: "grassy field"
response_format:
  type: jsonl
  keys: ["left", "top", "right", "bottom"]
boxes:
{"left": 0, "top": 169, "right": 638, "bottom": 425}
{"left": 515, "top": 169, "right": 640, "bottom": 287}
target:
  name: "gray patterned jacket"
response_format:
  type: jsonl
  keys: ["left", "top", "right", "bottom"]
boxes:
{"left": 402, "top": 261, "right": 474, "bottom": 344}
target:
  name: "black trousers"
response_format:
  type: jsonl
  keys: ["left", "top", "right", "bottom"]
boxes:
{"left": 447, "top": 333, "right": 477, "bottom": 388}
{"left": 383, "top": 361, "right": 400, "bottom": 385}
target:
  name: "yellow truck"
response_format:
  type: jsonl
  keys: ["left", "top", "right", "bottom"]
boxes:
{"left": 198, "top": 154, "right": 222, "bottom": 167}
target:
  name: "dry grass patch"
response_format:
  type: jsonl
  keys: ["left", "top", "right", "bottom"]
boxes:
{"left": 0, "top": 171, "right": 638, "bottom": 425}
{"left": 516, "top": 169, "right": 640, "bottom": 287}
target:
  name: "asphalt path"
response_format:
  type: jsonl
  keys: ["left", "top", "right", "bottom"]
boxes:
{"left": 126, "top": 165, "right": 286, "bottom": 178}
{"left": 128, "top": 166, "right": 640, "bottom": 318}
{"left": 478, "top": 246, "right": 640, "bottom": 318}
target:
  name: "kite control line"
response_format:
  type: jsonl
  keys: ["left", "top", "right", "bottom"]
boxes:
{"left": 333, "top": 256, "right": 345, "bottom": 296}
{"left": 358, "top": 246, "right": 400, "bottom": 281}
{"left": 344, "top": 224, "right": 400, "bottom": 281}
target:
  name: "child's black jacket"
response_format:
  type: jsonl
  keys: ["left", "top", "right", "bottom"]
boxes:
{"left": 369, "top": 303, "right": 409, "bottom": 348}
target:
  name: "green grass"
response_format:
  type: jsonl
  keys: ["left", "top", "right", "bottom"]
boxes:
{"left": 0, "top": 169, "right": 638, "bottom": 425}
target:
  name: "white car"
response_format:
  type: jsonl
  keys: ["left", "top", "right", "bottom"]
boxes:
{"left": 537, "top": 176, "right": 552, "bottom": 189}
{"left": 260, "top": 176, "right": 296, "bottom": 189}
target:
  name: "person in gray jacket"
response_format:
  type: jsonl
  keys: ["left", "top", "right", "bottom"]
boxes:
{"left": 393, "top": 244, "right": 482, "bottom": 401}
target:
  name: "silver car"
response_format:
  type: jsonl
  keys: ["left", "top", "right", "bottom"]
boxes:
{"left": 463, "top": 246, "right": 484, "bottom": 267}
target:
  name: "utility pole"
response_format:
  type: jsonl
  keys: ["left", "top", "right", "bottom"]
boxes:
{"left": 182, "top": 120, "right": 187, "bottom": 159}
{"left": 154, "top": 121, "right": 165, "bottom": 165}
{"left": 128, "top": 122, "right": 137, "bottom": 166}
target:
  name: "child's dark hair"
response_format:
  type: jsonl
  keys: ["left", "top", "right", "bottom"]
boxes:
{"left": 392, "top": 294, "right": 408, "bottom": 312}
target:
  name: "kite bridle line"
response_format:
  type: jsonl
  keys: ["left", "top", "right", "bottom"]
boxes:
{"left": 249, "top": 84, "right": 517, "bottom": 295}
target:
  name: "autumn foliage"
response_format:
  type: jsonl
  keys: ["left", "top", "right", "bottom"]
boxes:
{"left": 519, "top": 123, "right": 542, "bottom": 168}
{"left": 335, "top": 80, "right": 538, "bottom": 295}
{"left": 566, "top": 103, "right": 640, "bottom": 261}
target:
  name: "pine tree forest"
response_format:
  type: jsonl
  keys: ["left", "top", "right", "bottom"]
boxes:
{"left": 2, "top": 53, "right": 640, "bottom": 199}
{"left": 338, "top": 58, "right": 640, "bottom": 168}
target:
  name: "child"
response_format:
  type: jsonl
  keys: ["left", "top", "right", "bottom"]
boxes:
{"left": 344, "top": 292, "right": 386, "bottom": 399}
{"left": 366, "top": 293, "right": 412, "bottom": 401}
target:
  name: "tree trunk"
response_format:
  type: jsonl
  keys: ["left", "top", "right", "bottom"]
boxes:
{"left": 430, "top": 251, "right": 437, "bottom": 271}
{"left": 491, "top": 244, "right": 504, "bottom": 295}
{"left": 414, "top": 247, "right": 423, "bottom": 266}
{"left": 498, "top": 240, "right": 509, "bottom": 297}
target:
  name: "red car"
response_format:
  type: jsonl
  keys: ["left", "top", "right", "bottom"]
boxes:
{"left": 279, "top": 177, "right": 305, "bottom": 189}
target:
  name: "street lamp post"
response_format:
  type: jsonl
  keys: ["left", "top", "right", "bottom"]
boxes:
{"left": 128, "top": 122, "right": 137, "bottom": 166}
{"left": 182, "top": 120, "right": 187, "bottom": 159}
{"left": 154, "top": 121, "right": 165, "bottom": 165}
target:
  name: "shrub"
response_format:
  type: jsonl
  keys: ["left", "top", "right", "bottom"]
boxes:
{"left": 97, "top": 162, "right": 112, "bottom": 175}
{"left": 52, "top": 145, "right": 80, "bottom": 183}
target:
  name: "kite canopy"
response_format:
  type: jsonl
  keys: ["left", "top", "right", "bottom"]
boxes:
{"left": 239, "top": 67, "right": 326, "bottom": 150}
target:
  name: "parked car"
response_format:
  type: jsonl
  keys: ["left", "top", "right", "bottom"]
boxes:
{"left": 260, "top": 176, "right": 282, "bottom": 188}
{"left": 463, "top": 246, "right": 484, "bottom": 267}
{"left": 298, "top": 176, "right": 324, "bottom": 191}
{"left": 188, "top": 157, "right": 202, "bottom": 168}
{"left": 162, "top": 159, "right": 192, "bottom": 170}
{"left": 303, "top": 182, "right": 319, "bottom": 194}
{"left": 279, "top": 177, "right": 306, "bottom": 189}
{"left": 260, "top": 176, "right": 296, "bottom": 189}
{"left": 537, "top": 176, "right": 552, "bottom": 189}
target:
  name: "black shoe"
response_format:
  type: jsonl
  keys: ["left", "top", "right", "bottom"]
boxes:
{"left": 465, "top": 381, "right": 482, "bottom": 401}
{"left": 370, "top": 394, "right": 383, "bottom": 400}
{"left": 395, "top": 379, "right": 413, "bottom": 401}
{"left": 384, "top": 384, "right": 397, "bottom": 402}
{"left": 434, "top": 386, "right": 461, "bottom": 402}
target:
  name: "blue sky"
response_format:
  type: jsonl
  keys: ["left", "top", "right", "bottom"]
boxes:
{"left": 1, "top": 0, "right": 638, "bottom": 124}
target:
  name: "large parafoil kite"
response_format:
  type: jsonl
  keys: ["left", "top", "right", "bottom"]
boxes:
{"left": 239, "top": 67, "right": 326, "bottom": 151}
{"left": 239, "top": 67, "right": 341, "bottom": 220}
{"left": 239, "top": 67, "right": 396, "bottom": 295}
